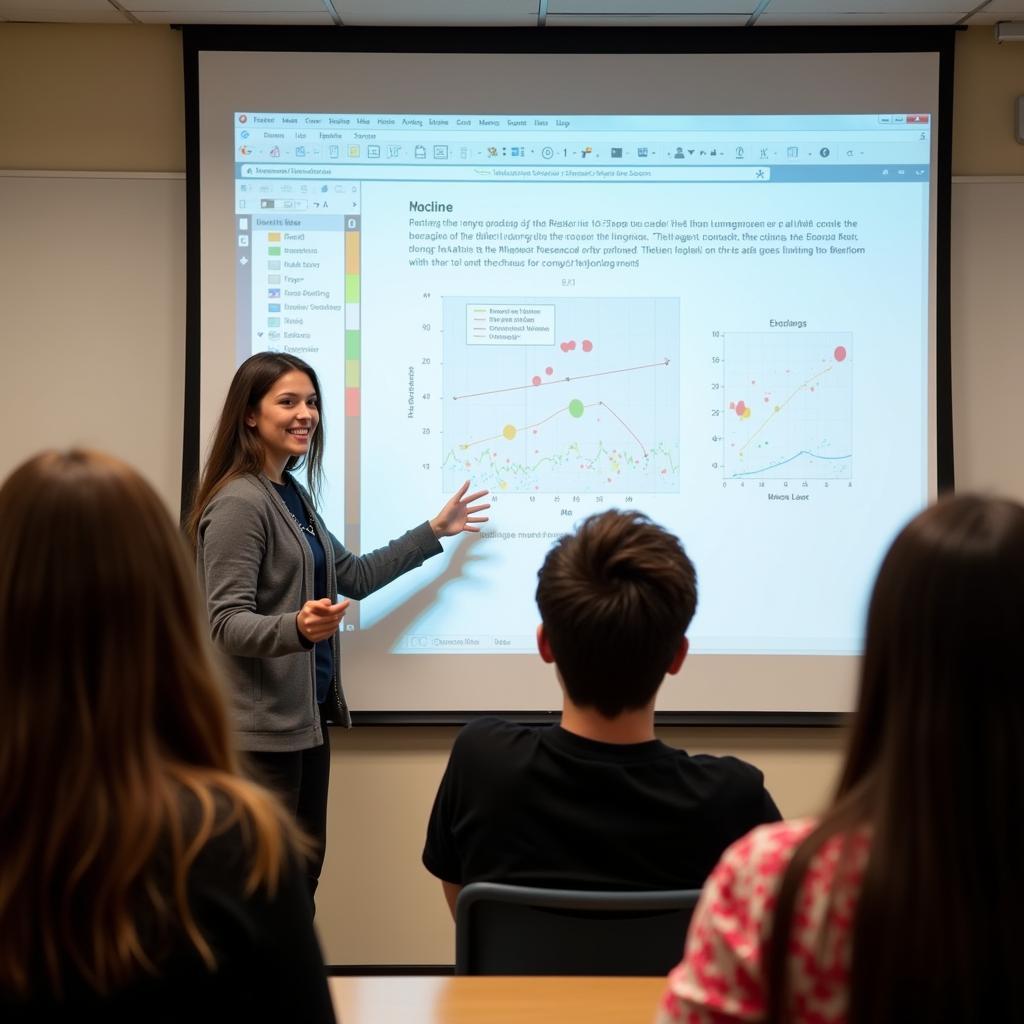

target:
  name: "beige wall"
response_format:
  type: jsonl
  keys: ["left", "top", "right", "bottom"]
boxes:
{"left": 1, "top": 21, "right": 1020, "bottom": 965}
{"left": 953, "top": 27, "right": 1024, "bottom": 176}
{"left": 0, "top": 26, "right": 184, "bottom": 172}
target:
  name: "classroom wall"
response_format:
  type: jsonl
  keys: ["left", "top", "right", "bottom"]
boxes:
{"left": 1, "top": 22, "right": 1021, "bottom": 965}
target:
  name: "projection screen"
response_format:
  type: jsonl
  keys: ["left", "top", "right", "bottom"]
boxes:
{"left": 185, "top": 28, "right": 954, "bottom": 721}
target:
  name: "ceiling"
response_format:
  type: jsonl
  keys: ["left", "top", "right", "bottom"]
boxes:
{"left": 1, "top": 0, "right": 1023, "bottom": 29}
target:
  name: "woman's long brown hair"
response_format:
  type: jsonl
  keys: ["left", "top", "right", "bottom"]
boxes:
{"left": 766, "top": 495, "right": 1024, "bottom": 1024}
{"left": 0, "top": 450, "right": 304, "bottom": 998}
{"left": 186, "top": 352, "right": 326, "bottom": 545}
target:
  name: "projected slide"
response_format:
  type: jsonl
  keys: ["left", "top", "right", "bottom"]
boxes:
{"left": 228, "top": 109, "right": 933, "bottom": 662}
{"left": 722, "top": 332, "right": 853, "bottom": 480}
{"left": 442, "top": 296, "right": 680, "bottom": 494}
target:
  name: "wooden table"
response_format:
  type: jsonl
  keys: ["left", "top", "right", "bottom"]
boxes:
{"left": 329, "top": 975, "right": 666, "bottom": 1024}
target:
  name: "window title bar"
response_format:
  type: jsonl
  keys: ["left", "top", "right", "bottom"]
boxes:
{"left": 236, "top": 112, "right": 931, "bottom": 134}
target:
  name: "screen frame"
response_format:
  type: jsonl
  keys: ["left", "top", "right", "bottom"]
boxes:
{"left": 180, "top": 24, "right": 956, "bottom": 727}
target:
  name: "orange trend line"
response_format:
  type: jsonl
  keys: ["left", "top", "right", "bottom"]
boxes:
{"left": 737, "top": 364, "right": 833, "bottom": 455}
{"left": 457, "top": 400, "right": 648, "bottom": 460}
{"left": 451, "top": 359, "right": 670, "bottom": 401}
{"left": 457, "top": 403, "right": 600, "bottom": 450}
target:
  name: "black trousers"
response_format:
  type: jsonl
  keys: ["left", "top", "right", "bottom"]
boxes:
{"left": 246, "top": 704, "right": 331, "bottom": 905}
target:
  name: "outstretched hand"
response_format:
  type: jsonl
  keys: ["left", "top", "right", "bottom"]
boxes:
{"left": 430, "top": 481, "right": 490, "bottom": 538}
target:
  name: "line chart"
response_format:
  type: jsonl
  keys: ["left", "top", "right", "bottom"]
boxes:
{"left": 442, "top": 296, "right": 680, "bottom": 493}
{"left": 722, "top": 332, "right": 852, "bottom": 480}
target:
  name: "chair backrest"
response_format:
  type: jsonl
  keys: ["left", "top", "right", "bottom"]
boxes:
{"left": 454, "top": 882, "right": 701, "bottom": 976}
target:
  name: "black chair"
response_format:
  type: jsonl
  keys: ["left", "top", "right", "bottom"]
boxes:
{"left": 454, "top": 882, "right": 701, "bottom": 976}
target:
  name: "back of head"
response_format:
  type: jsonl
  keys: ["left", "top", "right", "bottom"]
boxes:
{"left": 768, "top": 494, "right": 1024, "bottom": 1024}
{"left": 535, "top": 509, "right": 697, "bottom": 718}
{"left": 0, "top": 449, "right": 232, "bottom": 786}
{"left": 0, "top": 450, "right": 293, "bottom": 998}
{"left": 845, "top": 493, "right": 1024, "bottom": 795}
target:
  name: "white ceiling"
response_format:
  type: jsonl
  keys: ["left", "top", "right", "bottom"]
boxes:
{"left": 1, "top": 0, "right": 1023, "bottom": 27}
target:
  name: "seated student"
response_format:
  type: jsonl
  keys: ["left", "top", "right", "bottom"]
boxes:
{"left": 423, "top": 509, "right": 781, "bottom": 916}
{"left": 657, "top": 494, "right": 1024, "bottom": 1024}
{"left": 0, "top": 450, "right": 334, "bottom": 1022}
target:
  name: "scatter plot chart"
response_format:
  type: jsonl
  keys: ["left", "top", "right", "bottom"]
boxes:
{"left": 442, "top": 297, "right": 680, "bottom": 493}
{"left": 722, "top": 332, "right": 852, "bottom": 480}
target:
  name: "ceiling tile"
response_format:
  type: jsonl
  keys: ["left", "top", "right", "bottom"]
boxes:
{"left": 967, "top": 0, "right": 1024, "bottom": 21}
{"left": 127, "top": 0, "right": 324, "bottom": 9}
{"left": 131, "top": 9, "right": 334, "bottom": 20}
{"left": 336, "top": 0, "right": 537, "bottom": 24}
{"left": 548, "top": 0, "right": 754, "bottom": 11}
{"left": 0, "top": 6, "right": 128, "bottom": 20}
{"left": 766, "top": 0, "right": 968, "bottom": 11}
{"left": 758, "top": 10, "right": 964, "bottom": 21}
{"left": 0, "top": 0, "right": 117, "bottom": 9}
{"left": 965, "top": 14, "right": 1024, "bottom": 23}
{"left": 547, "top": 12, "right": 749, "bottom": 22}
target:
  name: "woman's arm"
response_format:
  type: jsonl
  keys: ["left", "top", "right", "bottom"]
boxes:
{"left": 329, "top": 521, "right": 442, "bottom": 601}
{"left": 327, "top": 482, "right": 489, "bottom": 600}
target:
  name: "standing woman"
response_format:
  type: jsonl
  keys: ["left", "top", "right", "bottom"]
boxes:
{"left": 189, "top": 352, "right": 488, "bottom": 897}
{"left": 0, "top": 450, "right": 334, "bottom": 1021}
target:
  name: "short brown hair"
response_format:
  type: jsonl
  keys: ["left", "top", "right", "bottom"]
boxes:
{"left": 535, "top": 509, "right": 697, "bottom": 717}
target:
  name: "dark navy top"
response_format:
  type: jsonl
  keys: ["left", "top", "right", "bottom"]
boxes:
{"left": 272, "top": 479, "right": 333, "bottom": 704}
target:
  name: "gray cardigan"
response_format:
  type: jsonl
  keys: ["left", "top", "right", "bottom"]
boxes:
{"left": 197, "top": 473, "right": 441, "bottom": 752}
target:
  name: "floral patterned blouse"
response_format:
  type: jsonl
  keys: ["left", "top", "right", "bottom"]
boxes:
{"left": 657, "top": 819, "right": 871, "bottom": 1024}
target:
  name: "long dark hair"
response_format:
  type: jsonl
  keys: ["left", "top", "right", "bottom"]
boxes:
{"left": 186, "top": 352, "right": 326, "bottom": 544}
{"left": 766, "top": 495, "right": 1024, "bottom": 1023}
{"left": 0, "top": 450, "right": 304, "bottom": 998}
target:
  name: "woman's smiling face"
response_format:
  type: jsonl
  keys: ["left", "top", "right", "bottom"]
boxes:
{"left": 246, "top": 370, "right": 319, "bottom": 478}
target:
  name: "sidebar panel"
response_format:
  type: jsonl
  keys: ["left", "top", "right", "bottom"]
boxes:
{"left": 344, "top": 212, "right": 362, "bottom": 627}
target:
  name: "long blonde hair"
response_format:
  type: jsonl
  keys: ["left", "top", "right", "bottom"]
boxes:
{"left": 0, "top": 450, "right": 304, "bottom": 998}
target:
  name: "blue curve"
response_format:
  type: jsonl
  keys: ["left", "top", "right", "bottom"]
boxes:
{"left": 730, "top": 450, "right": 852, "bottom": 479}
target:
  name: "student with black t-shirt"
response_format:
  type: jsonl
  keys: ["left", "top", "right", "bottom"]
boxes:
{"left": 423, "top": 509, "right": 781, "bottom": 916}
